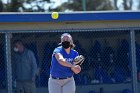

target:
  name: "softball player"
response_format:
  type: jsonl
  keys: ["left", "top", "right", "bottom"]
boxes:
{"left": 48, "top": 33, "right": 81, "bottom": 93}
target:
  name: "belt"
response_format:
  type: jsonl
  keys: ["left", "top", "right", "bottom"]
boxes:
{"left": 51, "top": 76, "right": 72, "bottom": 80}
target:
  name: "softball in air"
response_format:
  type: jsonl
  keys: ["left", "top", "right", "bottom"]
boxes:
{"left": 51, "top": 12, "right": 59, "bottom": 19}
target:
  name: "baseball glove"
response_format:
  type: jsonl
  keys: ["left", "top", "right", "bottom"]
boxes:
{"left": 73, "top": 55, "right": 85, "bottom": 65}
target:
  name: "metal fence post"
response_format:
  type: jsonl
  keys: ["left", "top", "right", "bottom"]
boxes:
{"left": 5, "top": 33, "right": 12, "bottom": 93}
{"left": 82, "top": 0, "right": 86, "bottom": 11}
{"left": 130, "top": 30, "right": 138, "bottom": 93}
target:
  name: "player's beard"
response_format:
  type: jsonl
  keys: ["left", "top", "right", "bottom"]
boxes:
{"left": 62, "top": 41, "right": 70, "bottom": 49}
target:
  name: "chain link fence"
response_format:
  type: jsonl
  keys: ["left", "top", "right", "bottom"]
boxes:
{"left": 10, "top": 30, "right": 132, "bottom": 87}
{"left": 0, "top": 34, "right": 6, "bottom": 91}
{"left": 136, "top": 30, "right": 140, "bottom": 83}
{"left": 1, "top": 29, "right": 140, "bottom": 93}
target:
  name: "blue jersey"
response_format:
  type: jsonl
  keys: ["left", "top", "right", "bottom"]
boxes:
{"left": 50, "top": 46, "right": 79, "bottom": 78}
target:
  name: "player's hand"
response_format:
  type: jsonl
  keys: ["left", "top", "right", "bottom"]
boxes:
{"left": 71, "top": 65, "right": 81, "bottom": 74}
